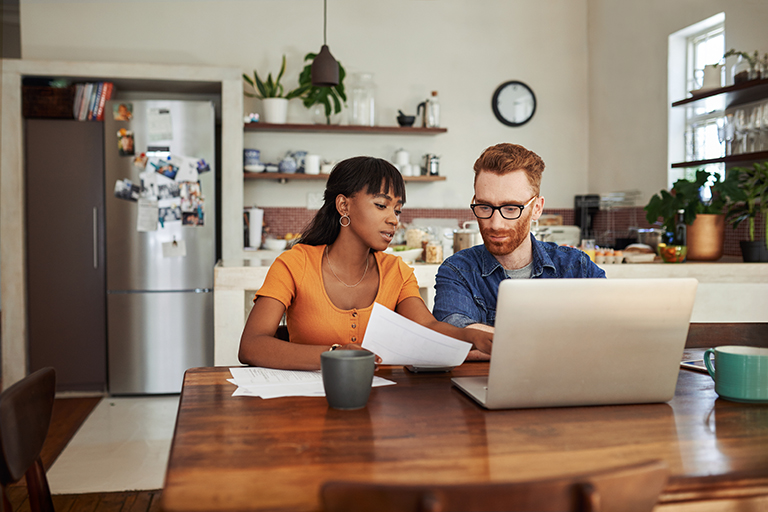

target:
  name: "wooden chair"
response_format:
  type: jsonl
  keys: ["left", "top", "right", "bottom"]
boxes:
{"left": 0, "top": 367, "right": 56, "bottom": 512}
{"left": 321, "top": 459, "right": 667, "bottom": 512}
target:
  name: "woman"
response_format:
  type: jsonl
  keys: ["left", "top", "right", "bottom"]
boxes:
{"left": 238, "top": 156, "right": 493, "bottom": 370}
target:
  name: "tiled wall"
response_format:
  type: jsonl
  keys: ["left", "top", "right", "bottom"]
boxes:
{"left": 260, "top": 207, "right": 762, "bottom": 258}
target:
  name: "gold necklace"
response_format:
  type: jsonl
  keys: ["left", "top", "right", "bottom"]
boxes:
{"left": 325, "top": 245, "right": 369, "bottom": 288}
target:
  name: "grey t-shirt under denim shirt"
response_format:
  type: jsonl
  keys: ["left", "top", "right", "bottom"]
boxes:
{"left": 433, "top": 233, "right": 605, "bottom": 328}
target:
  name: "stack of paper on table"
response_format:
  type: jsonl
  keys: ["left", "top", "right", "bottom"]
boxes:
{"left": 228, "top": 367, "right": 395, "bottom": 399}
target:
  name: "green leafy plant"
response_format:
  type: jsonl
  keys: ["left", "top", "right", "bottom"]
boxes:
{"left": 644, "top": 169, "right": 740, "bottom": 234}
{"left": 723, "top": 49, "right": 762, "bottom": 68}
{"left": 243, "top": 55, "right": 307, "bottom": 100}
{"left": 297, "top": 52, "right": 346, "bottom": 124}
{"left": 725, "top": 162, "right": 768, "bottom": 250}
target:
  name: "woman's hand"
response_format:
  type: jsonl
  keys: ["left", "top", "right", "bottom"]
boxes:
{"left": 338, "top": 344, "right": 382, "bottom": 365}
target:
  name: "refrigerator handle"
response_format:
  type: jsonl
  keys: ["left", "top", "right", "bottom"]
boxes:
{"left": 93, "top": 207, "right": 98, "bottom": 269}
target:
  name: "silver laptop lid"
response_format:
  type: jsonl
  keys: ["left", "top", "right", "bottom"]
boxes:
{"left": 484, "top": 278, "right": 698, "bottom": 409}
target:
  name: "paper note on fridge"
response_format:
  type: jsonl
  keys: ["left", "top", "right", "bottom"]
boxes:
{"left": 361, "top": 302, "right": 471, "bottom": 366}
{"left": 162, "top": 239, "right": 187, "bottom": 258}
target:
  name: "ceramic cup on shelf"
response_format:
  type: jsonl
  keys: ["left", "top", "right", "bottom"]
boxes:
{"left": 305, "top": 154, "right": 320, "bottom": 175}
{"left": 321, "top": 350, "right": 375, "bottom": 410}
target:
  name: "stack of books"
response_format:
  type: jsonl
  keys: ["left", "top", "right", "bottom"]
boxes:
{"left": 73, "top": 82, "right": 115, "bottom": 121}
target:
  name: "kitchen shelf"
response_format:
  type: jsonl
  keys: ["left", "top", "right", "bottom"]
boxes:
{"left": 672, "top": 78, "right": 768, "bottom": 109}
{"left": 670, "top": 151, "right": 768, "bottom": 168}
{"left": 243, "top": 122, "right": 447, "bottom": 135}
{"left": 244, "top": 172, "right": 446, "bottom": 182}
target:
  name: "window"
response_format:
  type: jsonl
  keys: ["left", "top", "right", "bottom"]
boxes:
{"left": 682, "top": 22, "right": 725, "bottom": 184}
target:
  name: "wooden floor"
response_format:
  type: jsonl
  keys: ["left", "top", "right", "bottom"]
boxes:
{"left": 5, "top": 396, "right": 163, "bottom": 512}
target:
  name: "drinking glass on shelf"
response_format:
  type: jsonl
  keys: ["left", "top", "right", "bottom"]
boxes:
{"left": 748, "top": 105, "right": 760, "bottom": 153}
{"left": 723, "top": 113, "right": 735, "bottom": 156}
{"left": 717, "top": 118, "right": 726, "bottom": 157}
{"left": 733, "top": 109, "right": 748, "bottom": 154}
{"left": 761, "top": 101, "right": 768, "bottom": 152}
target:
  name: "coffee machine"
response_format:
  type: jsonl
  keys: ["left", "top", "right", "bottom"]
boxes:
{"left": 574, "top": 194, "right": 600, "bottom": 241}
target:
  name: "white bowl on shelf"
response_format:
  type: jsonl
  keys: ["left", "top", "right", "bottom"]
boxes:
{"left": 263, "top": 238, "right": 287, "bottom": 251}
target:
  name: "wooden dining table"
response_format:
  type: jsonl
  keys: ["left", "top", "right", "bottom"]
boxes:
{"left": 161, "top": 347, "right": 768, "bottom": 512}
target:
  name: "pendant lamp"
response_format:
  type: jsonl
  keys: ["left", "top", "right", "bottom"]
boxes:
{"left": 311, "top": 0, "right": 339, "bottom": 87}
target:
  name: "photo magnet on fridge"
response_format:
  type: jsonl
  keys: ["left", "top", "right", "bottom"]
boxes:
{"left": 117, "top": 128, "right": 135, "bottom": 156}
{"left": 113, "top": 103, "right": 133, "bottom": 121}
{"left": 114, "top": 179, "right": 140, "bottom": 202}
{"left": 197, "top": 158, "right": 211, "bottom": 174}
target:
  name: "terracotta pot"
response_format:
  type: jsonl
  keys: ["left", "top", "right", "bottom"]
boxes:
{"left": 687, "top": 214, "right": 724, "bottom": 261}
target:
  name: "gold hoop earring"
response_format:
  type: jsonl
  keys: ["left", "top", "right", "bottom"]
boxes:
{"left": 339, "top": 214, "right": 351, "bottom": 227}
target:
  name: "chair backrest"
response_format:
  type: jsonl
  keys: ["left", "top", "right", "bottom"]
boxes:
{"left": 321, "top": 459, "right": 667, "bottom": 512}
{"left": 0, "top": 367, "right": 56, "bottom": 512}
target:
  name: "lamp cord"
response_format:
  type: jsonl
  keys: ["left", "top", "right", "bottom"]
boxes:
{"left": 323, "top": 0, "right": 327, "bottom": 45}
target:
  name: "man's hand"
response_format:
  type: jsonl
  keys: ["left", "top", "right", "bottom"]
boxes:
{"left": 464, "top": 324, "right": 493, "bottom": 355}
{"left": 465, "top": 349, "right": 491, "bottom": 362}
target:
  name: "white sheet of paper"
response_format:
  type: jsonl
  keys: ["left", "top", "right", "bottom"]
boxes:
{"left": 162, "top": 239, "right": 186, "bottom": 258}
{"left": 362, "top": 303, "right": 472, "bottom": 366}
{"left": 174, "top": 155, "right": 199, "bottom": 182}
{"left": 136, "top": 198, "right": 158, "bottom": 232}
{"left": 229, "top": 367, "right": 395, "bottom": 399}
{"left": 147, "top": 108, "right": 173, "bottom": 142}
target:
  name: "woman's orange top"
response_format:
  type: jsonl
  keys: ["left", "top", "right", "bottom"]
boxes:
{"left": 255, "top": 244, "right": 422, "bottom": 346}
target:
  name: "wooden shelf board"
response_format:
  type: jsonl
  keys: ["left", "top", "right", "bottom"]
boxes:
{"left": 244, "top": 172, "right": 446, "bottom": 182}
{"left": 243, "top": 123, "right": 447, "bottom": 135}
{"left": 672, "top": 78, "right": 768, "bottom": 108}
{"left": 671, "top": 151, "right": 768, "bottom": 168}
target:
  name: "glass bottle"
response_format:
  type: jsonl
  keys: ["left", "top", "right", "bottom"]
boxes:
{"left": 428, "top": 90, "right": 440, "bottom": 127}
{"left": 349, "top": 72, "right": 376, "bottom": 127}
{"left": 674, "top": 209, "right": 687, "bottom": 246}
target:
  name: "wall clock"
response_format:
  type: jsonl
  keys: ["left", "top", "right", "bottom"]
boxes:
{"left": 492, "top": 81, "right": 536, "bottom": 127}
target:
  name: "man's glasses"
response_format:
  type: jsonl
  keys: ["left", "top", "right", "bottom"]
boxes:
{"left": 470, "top": 196, "right": 537, "bottom": 220}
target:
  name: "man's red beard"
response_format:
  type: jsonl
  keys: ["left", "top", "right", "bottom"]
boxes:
{"left": 480, "top": 215, "right": 531, "bottom": 256}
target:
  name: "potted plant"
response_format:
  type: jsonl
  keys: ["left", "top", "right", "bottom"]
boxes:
{"left": 725, "top": 162, "right": 768, "bottom": 262}
{"left": 644, "top": 169, "right": 739, "bottom": 260}
{"left": 243, "top": 55, "right": 308, "bottom": 124}
{"left": 296, "top": 52, "right": 347, "bottom": 125}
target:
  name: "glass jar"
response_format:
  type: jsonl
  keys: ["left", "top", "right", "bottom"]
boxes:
{"left": 753, "top": 60, "right": 765, "bottom": 81}
{"left": 732, "top": 55, "right": 751, "bottom": 84}
{"left": 349, "top": 73, "right": 376, "bottom": 126}
{"left": 425, "top": 238, "right": 443, "bottom": 264}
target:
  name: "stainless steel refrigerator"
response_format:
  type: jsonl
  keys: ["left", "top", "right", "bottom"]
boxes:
{"left": 104, "top": 100, "right": 215, "bottom": 394}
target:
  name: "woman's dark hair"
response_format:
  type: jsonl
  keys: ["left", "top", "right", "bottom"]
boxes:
{"left": 299, "top": 156, "right": 406, "bottom": 246}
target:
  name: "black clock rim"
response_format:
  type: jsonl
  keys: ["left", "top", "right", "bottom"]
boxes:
{"left": 492, "top": 80, "right": 536, "bottom": 127}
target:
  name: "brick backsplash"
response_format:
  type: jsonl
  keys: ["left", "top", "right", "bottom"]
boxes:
{"left": 261, "top": 207, "right": 762, "bottom": 258}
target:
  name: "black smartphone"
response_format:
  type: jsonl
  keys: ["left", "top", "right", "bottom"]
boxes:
{"left": 404, "top": 365, "right": 454, "bottom": 373}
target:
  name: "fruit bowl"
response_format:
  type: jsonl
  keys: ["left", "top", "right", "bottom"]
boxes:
{"left": 659, "top": 244, "right": 687, "bottom": 263}
{"left": 384, "top": 247, "right": 423, "bottom": 263}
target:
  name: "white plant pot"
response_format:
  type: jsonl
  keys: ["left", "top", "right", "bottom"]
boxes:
{"left": 262, "top": 98, "right": 288, "bottom": 124}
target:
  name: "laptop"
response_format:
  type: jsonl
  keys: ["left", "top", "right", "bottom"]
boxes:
{"left": 452, "top": 278, "right": 698, "bottom": 409}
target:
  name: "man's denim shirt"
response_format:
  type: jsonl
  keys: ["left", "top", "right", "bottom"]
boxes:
{"left": 433, "top": 234, "right": 606, "bottom": 328}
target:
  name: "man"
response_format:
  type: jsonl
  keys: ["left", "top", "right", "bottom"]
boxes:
{"left": 433, "top": 143, "right": 605, "bottom": 338}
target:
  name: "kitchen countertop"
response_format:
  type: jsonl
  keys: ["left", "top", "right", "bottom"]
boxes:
{"left": 213, "top": 255, "right": 768, "bottom": 366}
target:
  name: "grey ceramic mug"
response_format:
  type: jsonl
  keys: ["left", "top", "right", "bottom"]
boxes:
{"left": 320, "top": 350, "right": 375, "bottom": 410}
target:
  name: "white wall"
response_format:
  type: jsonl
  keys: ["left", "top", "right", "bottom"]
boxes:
{"left": 20, "top": 0, "right": 589, "bottom": 209}
{"left": 18, "top": 0, "right": 768, "bottom": 210}
{"left": 587, "top": 0, "right": 768, "bottom": 203}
